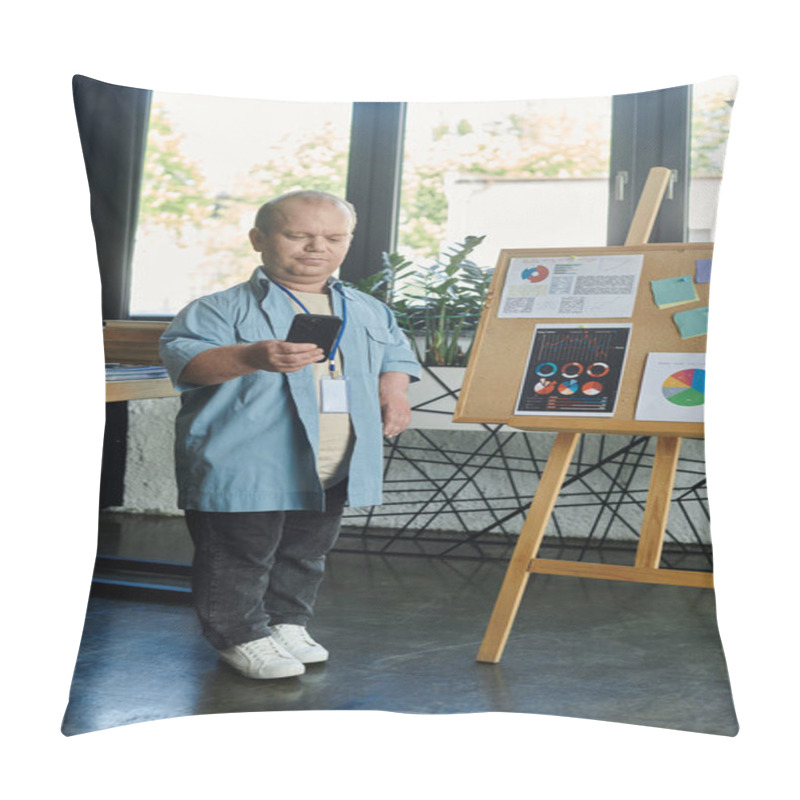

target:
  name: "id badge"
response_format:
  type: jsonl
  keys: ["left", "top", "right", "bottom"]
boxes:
{"left": 320, "top": 377, "right": 350, "bottom": 413}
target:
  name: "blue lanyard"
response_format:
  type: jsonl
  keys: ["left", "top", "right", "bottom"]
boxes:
{"left": 274, "top": 282, "right": 347, "bottom": 377}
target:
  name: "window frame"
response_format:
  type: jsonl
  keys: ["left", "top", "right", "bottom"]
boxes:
{"left": 341, "top": 102, "right": 406, "bottom": 284}
{"left": 98, "top": 88, "right": 694, "bottom": 320}
{"left": 607, "top": 84, "right": 692, "bottom": 244}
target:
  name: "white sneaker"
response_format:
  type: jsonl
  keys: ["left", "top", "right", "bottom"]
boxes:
{"left": 270, "top": 624, "right": 329, "bottom": 664}
{"left": 217, "top": 635, "right": 306, "bottom": 679}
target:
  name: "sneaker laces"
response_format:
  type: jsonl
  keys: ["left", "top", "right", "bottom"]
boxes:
{"left": 243, "top": 636, "right": 292, "bottom": 660}
{"left": 275, "top": 624, "right": 316, "bottom": 646}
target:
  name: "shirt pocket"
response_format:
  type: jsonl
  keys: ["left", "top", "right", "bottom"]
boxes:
{"left": 364, "top": 327, "right": 391, "bottom": 373}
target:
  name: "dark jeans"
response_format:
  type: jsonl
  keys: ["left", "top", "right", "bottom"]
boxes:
{"left": 184, "top": 480, "right": 347, "bottom": 650}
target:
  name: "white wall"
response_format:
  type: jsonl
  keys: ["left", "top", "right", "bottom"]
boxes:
{"left": 446, "top": 176, "right": 610, "bottom": 262}
{"left": 444, "top": 175, "right": 721, "bottom": 267}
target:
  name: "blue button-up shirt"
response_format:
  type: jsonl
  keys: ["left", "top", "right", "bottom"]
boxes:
{"left": 159, "top": 267, "right": 421, "bottom": 512}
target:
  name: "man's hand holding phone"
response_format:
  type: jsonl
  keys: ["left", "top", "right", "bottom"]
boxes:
{"left": 285, "top": 314, "right": 343, "bottom": 360}
{"left": 243, "top": 340, "right": 324, "bottom": 373}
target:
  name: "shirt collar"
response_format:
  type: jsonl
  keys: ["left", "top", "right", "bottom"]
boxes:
{"left": 250, "top": 266, "right": 347, "bottom": 300}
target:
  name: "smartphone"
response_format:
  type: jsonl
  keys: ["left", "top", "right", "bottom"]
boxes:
{"left": 285, "top": 314, "right": 343, "bottom": 360}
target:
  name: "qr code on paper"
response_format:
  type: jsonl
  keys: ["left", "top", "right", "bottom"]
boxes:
{"left": 502, "top": 297, "right": 535, "bottom": 315}
{"left": 558, "top": 296, "right": 585, "bottom": 314}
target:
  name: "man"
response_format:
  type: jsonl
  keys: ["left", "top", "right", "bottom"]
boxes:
{"left": 160, "top": 190, "right": 420, "bottom": 680}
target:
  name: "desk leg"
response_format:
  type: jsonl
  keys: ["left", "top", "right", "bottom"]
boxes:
{"left": 635, "top": 436, "right": 682, "bottom": 570}
{"left": 477, "top": 432, "right": 581, "bottom": 663}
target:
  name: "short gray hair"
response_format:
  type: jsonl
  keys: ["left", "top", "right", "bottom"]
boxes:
{"left": 254, "top": 190, "right": 357, "bottom": 233}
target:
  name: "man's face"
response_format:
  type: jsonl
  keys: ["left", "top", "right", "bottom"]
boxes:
{"left": 249, "top": 198, "right": 354, "bottom": 292}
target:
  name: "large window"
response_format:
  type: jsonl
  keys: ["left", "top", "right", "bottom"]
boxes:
{"left": 126, "top": 80, "right": 736, "bottom": 318}
{"left": 398, "top": 96, "right": 613, "bottom": 270}
{"left": 130, "top": 93, "right": 352, "bottom": 316}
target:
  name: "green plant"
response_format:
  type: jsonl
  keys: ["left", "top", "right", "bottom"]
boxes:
{"left": 351, "top": 235, "right": 492, "bottom": 367}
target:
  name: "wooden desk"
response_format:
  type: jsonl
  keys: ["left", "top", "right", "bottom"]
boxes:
{"left": 106, "top": 378, "right": 177, "bottom": 403}
{"left": 104, "top": 320, "right": 177, "bottom": 402}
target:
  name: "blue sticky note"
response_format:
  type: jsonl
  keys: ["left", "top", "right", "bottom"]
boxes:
{"left": 673, "top": 306, "right": 709, "bottom": 339}
{"left": 651, "top": 275, "right": 698, "bottom": 309}
{"left": 695, "top": 259, "right": 712, "bottom": 284}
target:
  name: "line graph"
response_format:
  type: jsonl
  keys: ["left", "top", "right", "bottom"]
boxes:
{"left": 534, "top": 327, "right": 619, "bottom": 364}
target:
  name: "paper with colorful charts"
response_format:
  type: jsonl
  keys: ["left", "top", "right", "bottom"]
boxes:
{"left": 515, "top": 323, "right": 632, "bottom": 416}
{"left": 635, "top": 352, "right": 706, "bottom": 423}
{"left": 498, "top": 254, "right": 643, "bottom": 319}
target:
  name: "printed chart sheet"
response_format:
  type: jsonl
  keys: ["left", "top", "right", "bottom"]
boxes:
{"left": 635, "top": 352, "right": 706, "bottom": 423}
{"left": 515, "top": 324, "right": 632, "bottom": 416}
{"left": 499, "top": 254, "right": 643, "bottom": 319}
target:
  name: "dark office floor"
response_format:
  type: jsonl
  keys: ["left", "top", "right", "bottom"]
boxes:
{"left": 62, "top": 517, "right": 738, "bottom": 737}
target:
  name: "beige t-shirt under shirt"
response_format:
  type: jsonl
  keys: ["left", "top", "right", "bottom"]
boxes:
{"left": 287, "top": 290, "right": 355, "bottom": 489}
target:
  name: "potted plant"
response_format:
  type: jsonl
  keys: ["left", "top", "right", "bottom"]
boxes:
{"left": 353, "top": 236, "right": 493, "bottom": 429}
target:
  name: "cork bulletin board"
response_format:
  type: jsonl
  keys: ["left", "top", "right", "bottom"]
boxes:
{"left": 454, "top": 242, "right": 712, "bottom": 439}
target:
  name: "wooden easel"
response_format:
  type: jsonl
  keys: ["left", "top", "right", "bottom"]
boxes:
{"left": 456, "top": 168, "right": 714, "bottom": 664}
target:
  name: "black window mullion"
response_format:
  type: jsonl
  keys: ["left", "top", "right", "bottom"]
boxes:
{"left": 341, "top": 102, "right": 406, "bottom": 283}
{"left": 607, "top": 85, "right": 691, "bottom": 245}
{"left": 73, "top": 75, "right": 152, "bottom": 320}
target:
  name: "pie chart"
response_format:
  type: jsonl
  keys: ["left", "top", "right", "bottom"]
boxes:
{"left": 534, "top": 379, "right": 556, "bottom": 395}
{"left": 521, "top": 264, "right": 550, "bottom": 283}
{"left": 557, "top": 379, "right": 579, "bottom": 396}
{"left": 582, "top": 381, "right": 603, "bottom": 396}
{"left": 662, "top": 368, "right": 705, "bottom": 407}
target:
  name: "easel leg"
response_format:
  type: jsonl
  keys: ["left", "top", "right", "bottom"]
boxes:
{"left": 635, "top": 436, "right": 682, "bottom": 569}
{"left": 477, "top": 432, "right": 581, "bottom": 663}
